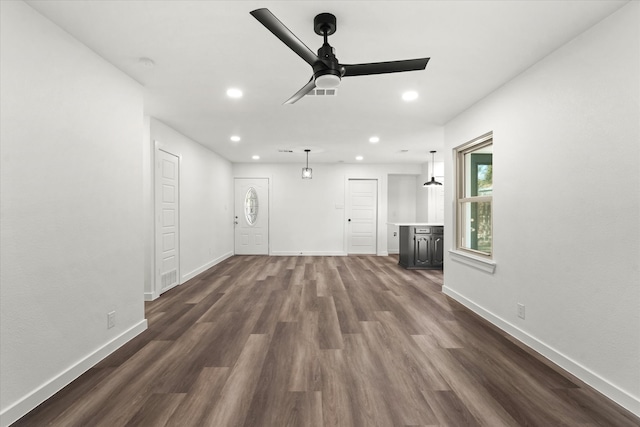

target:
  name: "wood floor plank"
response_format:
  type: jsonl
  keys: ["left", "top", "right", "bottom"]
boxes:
{"left": 288, "top": 310, "right": 322, "bottom": 392}
{"left": 6, "top": 366, "right": 117, "bottom": 426}
{"left": 53, "top": 340, "right": 174, "bottom": 426}
{"left": 551, "top": 387, "right": 640, "bottom": 427}
{"left": 421, "top": 389, "right": 481, "bottom": 427}
{"left": 183, "top": 275, "right": 230, "bottom": 304}
{"left": 318, "top": 296, "right": 344, "bottom": 350}
{"left": 373, "top": 311, "right": 451, "bottom": 391}
{"left": 360, "top": 321, "right": 439, "bottom": 426}
{"left": 331, "top": 289, "right": 363, "bottom": 334}
{"left": 448, "top": 347, "right": 589, "bottom": 426}
{"left": 244, "top": 322, "right": 306, "bottom": 426}
{"left": 164, "top": 367, "right": 230, "bottom": 427}
{"left": 123, "top": 393, "right": 185, "bottom": 427}
{"left": 413, "top": 336, "right": 520, "bottom": 426}
{"left": 12, "top": 255, "right": 639, "bottom": 427}
{"left": 201, "top": 333, "right": 271, "bottom": 426}
{"left": 341, "top": 332, "right": 397, "bottom": 426}
{"left": 278, "top": 275, "right": 304, "bottom": 322}
{"left": 320, "top": 349, "right": 355, "bottom": 427}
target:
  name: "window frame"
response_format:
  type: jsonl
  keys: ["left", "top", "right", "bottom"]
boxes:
{"left": 454, "top": 132, "right": 493, "bottom": 259}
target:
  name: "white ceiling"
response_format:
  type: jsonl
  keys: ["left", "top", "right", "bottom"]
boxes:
{"left": 25, "top": 0, "right": 626, "bottom": 164}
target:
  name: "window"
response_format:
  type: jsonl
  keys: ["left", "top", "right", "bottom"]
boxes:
{"left": 455, "top": 133, "right": 493, "bottom": 258}
{"left": 244, "top": 187, "right": 258, "bottom": 225}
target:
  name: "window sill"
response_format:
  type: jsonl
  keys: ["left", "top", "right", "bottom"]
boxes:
{"left": 448, "top": 250, "right": 496, "bottom": 274}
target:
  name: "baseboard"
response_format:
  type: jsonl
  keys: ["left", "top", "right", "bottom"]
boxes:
{"left": 181, "top": 251, "right": 234, "bottom": 283}
{"left": 0, "top": 319, "right": 148, "bottom": 427}
{"left": 144, "top": 291, "right": 157, "bottom": 301}
{"left": 270, "top": 251, "right": 348, "bottom": 256}
{"left": 442, "top": 286, "right": 640, "bottom": 417}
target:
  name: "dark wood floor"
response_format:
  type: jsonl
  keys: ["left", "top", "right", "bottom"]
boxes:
{"left": 13, "top": 255, "right": 639, "bottom": 426}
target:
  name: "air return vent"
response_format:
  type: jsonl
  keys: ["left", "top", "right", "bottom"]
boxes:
{"left": 161, "top": 270, "right": 177, "bottom": 290}
{"left": 307, "top": 88, "right": 338, "bottom": 96}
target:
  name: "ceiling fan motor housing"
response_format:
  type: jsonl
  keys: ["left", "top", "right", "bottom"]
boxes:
{"left": 314, "top": 13, "right": 336, "bottom": 36}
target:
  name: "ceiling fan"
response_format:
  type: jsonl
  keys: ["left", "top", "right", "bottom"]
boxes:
{"left": 250, "top": 8, "right": 430, "bottom": 104}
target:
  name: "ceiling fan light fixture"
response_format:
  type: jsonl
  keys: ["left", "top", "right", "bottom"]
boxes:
{"left": 315, "top": 74, "right": 340, "bottom": 89}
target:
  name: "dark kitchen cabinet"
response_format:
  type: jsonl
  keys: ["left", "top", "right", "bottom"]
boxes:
{"left": 398, "top": 226, "right": 443, "bottom": 269}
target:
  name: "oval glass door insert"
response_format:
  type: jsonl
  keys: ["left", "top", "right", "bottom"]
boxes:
{"left": 244, "top": 187, "right": 258, "bottom": 225}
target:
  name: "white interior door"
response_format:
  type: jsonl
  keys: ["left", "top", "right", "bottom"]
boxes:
{"left": 347, "top": 179, "right": 378, "bottom": 254}
{"left": 155, "top": 148, "right": 180, "bottom": 295}
{"left": 235, "top": 178, "right": 269, "bottom": 255}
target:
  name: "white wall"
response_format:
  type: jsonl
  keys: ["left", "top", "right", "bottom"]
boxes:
{"left": 233, "top": 163, "right": 422, "bottom": 256}
{"left": 0, "top": 2, "right": 147, "bottom": 425}
{"left": 387, "top": 174, "right": 418, "bottom": 253}
{"left": 443, "top": 2, "right": 639, "bottom": 415}
{"left": 149, "top": 119, "right": 234, "bottom": 298}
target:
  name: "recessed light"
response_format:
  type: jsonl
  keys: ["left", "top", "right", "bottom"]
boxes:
{"left": 252, "top": 155, "right": 260, "bottom": 160}
{"left": 402, "top": 91, "right": 418, "bottom": 101}
{"left": 355, "top": 156, "right": 363, "bottom": 161}
{"left": 227, "top": 88, "right": 243, "bottom": 98}
{"left": 369, "top": 136, "right": 380, "bottom": 143}
{"left": 230, "top": 135, "right": 241, "bottom": 142}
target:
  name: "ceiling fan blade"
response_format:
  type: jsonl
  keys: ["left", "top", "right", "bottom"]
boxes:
{"left": 342, "top": 58, "right": 430, "bottom": 77}
{"left": 284, "top": 78, "right": 316, "bottom": 104}
{"left": 250, "top": 8, "right": 320, "bottom": 67}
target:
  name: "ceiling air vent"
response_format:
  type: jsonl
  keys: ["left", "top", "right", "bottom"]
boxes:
{"left": 307, "top": 88, "right": 338, "bottom": 96}
{"left": 278, "top": 149, "right": 293, "bottom": 153}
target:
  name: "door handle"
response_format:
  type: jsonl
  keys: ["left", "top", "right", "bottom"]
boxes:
{"left": 348, "top": 218, "right": 351, "bottom": 222}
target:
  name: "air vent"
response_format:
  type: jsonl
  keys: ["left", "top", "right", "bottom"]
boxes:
{"left": 307, "top": 88, "right": 338, "bottom": 96}
{"left": 161, "top": 270, "right": 177, "bottom": 290}
{"left": 278, "top": 149, "right": 294, "bottom": 153}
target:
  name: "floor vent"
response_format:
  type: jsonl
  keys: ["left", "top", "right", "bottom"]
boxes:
{"left": 308, "top": 88, "right": 337, "bottom": 96}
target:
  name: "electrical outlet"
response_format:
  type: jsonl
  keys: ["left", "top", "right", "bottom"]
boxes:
{"left": 107, "top": 311, "right": 116, "bottom": 329}
{"left": 517, "top": 303, "right": 525, "bottom": 319}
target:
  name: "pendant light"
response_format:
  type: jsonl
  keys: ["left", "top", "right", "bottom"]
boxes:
{"left": 302, "top": 149, "right": 312, "bottom": 179}
{"left": 424, "top": 150, "right": 442, "bottom": 186}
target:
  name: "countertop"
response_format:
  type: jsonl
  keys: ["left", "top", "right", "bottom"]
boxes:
{"left": 387, "top": 223, "right": 444, "bottom": 227}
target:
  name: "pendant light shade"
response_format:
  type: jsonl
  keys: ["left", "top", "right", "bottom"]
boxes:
{"left": 424, "top": 150, "right": 442, "bottom": 186}
{"left": 302, "top": 149, "right": 312, "bottom": 179}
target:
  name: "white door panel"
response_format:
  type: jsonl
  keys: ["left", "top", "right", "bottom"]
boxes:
{"left": 235, "top": 178, "right": 269, "bottom": 255}
{"left": 347, "top": 179, "right": 377, "bottom": 254}
{"left": 156, "top": 148, "right": 180, "bottom": 295}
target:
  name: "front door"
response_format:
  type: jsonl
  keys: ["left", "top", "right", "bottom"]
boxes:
{"left": 347, "top": 179, "right": 378, "bottom": 254}
{"left": 234, "top": 178, "right": 269, "bottom": 255}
